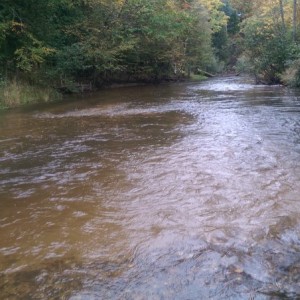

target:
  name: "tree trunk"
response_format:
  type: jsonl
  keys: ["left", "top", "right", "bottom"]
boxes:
{"left": 197, "top": 69, "right": 215, "bottom": 77}
{"left": 279, "top": 0, "right": 286, "bottom": 32}
{"left": 293, "top": 0, "right": 297, "bottom": 41}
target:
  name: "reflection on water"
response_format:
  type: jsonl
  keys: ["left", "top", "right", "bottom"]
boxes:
{"left": 1, "top": 77, "right": 300, "bottom": 299}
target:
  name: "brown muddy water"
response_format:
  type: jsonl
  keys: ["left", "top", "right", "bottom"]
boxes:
{"left": 1, "top": 77, "right": 300, "bottom": 299}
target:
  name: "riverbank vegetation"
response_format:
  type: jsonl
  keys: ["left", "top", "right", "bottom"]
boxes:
{"left": 2, "top": 0, "right": 300, "bottom": 108}
{"left": 230, "top": 0, "right": 300, "bottom": 85}
{"left": 0, "top": 0, "right": 227, "bottom": 107}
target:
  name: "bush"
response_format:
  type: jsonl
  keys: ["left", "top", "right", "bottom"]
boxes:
{"left": 240, "top": 17, "right": 293, "bottom": 84}
{"left": 281, "top": 59, "right": 300, "bottom": 87}
{"left": 235, "top": 54, "right": 253, "bottom": 74}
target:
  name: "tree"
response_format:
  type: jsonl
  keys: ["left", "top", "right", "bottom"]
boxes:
{"left": 279, "top": 0, "right": 286, "bottom": 31}
{"left": 293, "top": 0, "right": 297, "bottom": 41}
{"left": 1, "top": 0, "right": 229, "bottom": 96}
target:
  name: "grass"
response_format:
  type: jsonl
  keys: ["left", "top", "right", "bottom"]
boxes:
{"left": 0, "top": 79, "right": 61, "bottom": 109}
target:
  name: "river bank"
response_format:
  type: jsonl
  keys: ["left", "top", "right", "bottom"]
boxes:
{"left": 0, "top": 74, "right": 207, "bottom": 110}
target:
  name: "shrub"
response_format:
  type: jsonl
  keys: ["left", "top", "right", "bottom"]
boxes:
{"left": 281, "top": 59, "right": 300, "bottom": 87}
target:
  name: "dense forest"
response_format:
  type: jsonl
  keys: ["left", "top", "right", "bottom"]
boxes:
{"left": 1, "top": 0, "right": 300, "bottom": 107}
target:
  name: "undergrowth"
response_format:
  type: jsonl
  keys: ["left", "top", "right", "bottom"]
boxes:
{"left": 0, "top": 80, "right": 61, "bottom": 109}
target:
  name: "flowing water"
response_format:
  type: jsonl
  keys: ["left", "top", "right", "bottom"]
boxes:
{"left": 1, "top": 77, "right": 300, "bottom": 299}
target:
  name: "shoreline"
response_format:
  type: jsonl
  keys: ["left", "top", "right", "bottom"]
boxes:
{"left": 0, "top": 75, "right": 208, "bottom": 110}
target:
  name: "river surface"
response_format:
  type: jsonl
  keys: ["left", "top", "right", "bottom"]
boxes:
{"left": 1, "top": 77, "right": 300, "bottom": 299}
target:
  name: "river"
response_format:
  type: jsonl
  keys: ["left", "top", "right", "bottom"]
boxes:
{"left": 1, "top": 77, "right": 300, "bottom": 299}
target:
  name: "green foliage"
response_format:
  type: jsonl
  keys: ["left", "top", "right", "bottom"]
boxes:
{"left": 227, "top": 0, "right": 300, "bottom": 86}
{"left": 240, "top": 16, "right": 294, "bottom": 83}
{"left": 15, "top": 35, "right": 55, "bottom": 72}
{"left": 189, "top": 73, "right": 207, "bottom": 81}
{"left": 212, "top": 0, "right": 241, "bottom": 68}
{"left": 0, "top": 0, "right": 228, "bottom": 105}
{"left": 235, "top": 54, "right": 253, "bottom": 74}
{"left": 281, "top": 55, "right": 300, "bottom": 86}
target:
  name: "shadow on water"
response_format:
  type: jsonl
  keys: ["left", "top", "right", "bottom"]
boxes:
{"left": 1, "top": 77, "right": 300, "bottom": 299}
